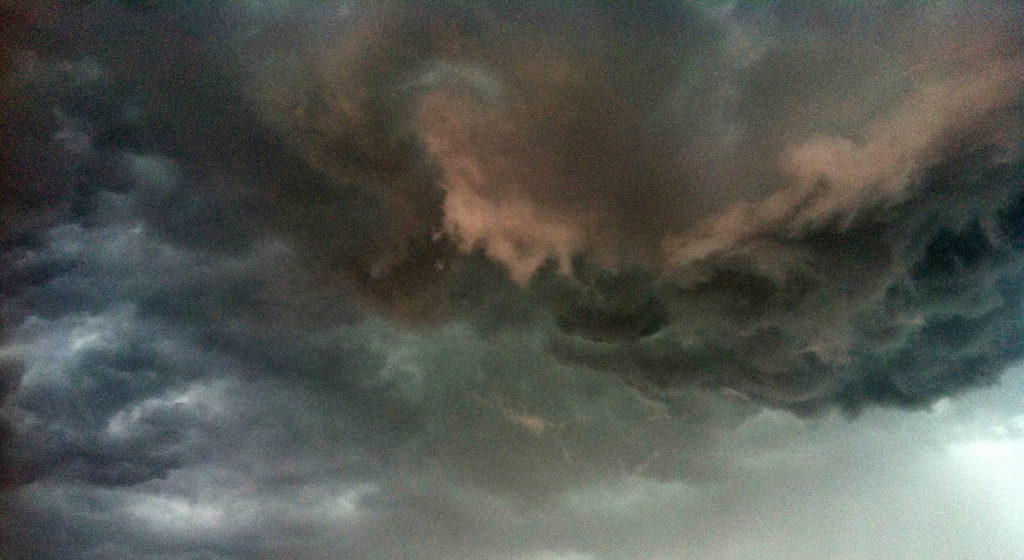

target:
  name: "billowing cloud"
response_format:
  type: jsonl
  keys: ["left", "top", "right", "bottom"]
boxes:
{"left": 230, "top": 0, "right": 1024, "bottom": 412}
{"left": 2, "top": 2, "right": 1023, "bottom": 559}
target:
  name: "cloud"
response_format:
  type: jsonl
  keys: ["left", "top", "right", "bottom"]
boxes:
{"left": 224, "top": 0, "right": 1024, "bottom": 413}
{"left": 1, "top": 2, "right": 1024, "bottom": 559}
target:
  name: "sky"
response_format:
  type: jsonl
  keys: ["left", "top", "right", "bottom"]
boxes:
{"left": 1, "top": 1, "right": 1023, "bottom": 559}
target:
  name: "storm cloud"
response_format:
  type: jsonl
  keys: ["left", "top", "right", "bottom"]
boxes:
{"left": 2, "top": 2, "right": 1024, "bottom": 559}
{"left": 231, "top": 0, "right": 1024, "bottom": 411}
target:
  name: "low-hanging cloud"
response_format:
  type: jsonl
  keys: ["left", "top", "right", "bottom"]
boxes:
{"left": 230, "top": 1, "right": 1024, "bottom": 412}
{"left": 3, "top": 2, "right": 1024, "bottom": 559}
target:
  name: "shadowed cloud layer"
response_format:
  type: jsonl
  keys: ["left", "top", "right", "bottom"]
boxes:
{"left": 234, "top": 0, "right": 1024, "bottom": 411}
{"left": 2, "top": 2, "right": 1024, "bottom": 559}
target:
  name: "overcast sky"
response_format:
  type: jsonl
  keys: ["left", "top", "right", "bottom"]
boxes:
{"left": 2, "top": 2, "right": 1023, "bottom": 559}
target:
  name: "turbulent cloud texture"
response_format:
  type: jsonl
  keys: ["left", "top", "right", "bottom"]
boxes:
{"left": 2, "top": 2, "right": 1024, "bottom": 559}
{"left": 235, "top": 0, "right": 1024, "bottom": 411}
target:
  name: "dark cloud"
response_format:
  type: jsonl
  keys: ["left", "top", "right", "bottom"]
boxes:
{"left": 2, "top": 1, "right": 1024, "bottom": 559}
{"left": 225, "top": 0, "right": 1024, "bottom": 412}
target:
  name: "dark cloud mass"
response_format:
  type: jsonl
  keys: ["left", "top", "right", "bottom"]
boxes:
{"left": 233, "top": 0, "right": 1024, "bottom": 411}
{"left": 2, "top": 2, "right": 1024, "bottom": 559}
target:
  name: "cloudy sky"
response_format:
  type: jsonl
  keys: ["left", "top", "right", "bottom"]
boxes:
{"left": 2, "top": 1, "right": 1024, "bottom": 559}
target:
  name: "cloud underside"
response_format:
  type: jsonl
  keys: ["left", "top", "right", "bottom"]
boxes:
{"left": 2, "top": 1, "right": 1024, "bottom": 559}
{"left": 237, "top": 0, "right": 1024, "bottom": 411}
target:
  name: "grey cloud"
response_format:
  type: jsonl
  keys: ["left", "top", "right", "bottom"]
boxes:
{"left": 559, "top": 152, "right": 1024, "bottom": 413}
{"left": 2, "top": 2, "right": 1024, "bottom": 560}
{"left": 8, "top": 310, "right": 215, "bottom": 487}
{"left": 8, "top": 371, "right": 1022, "bottom": 560}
